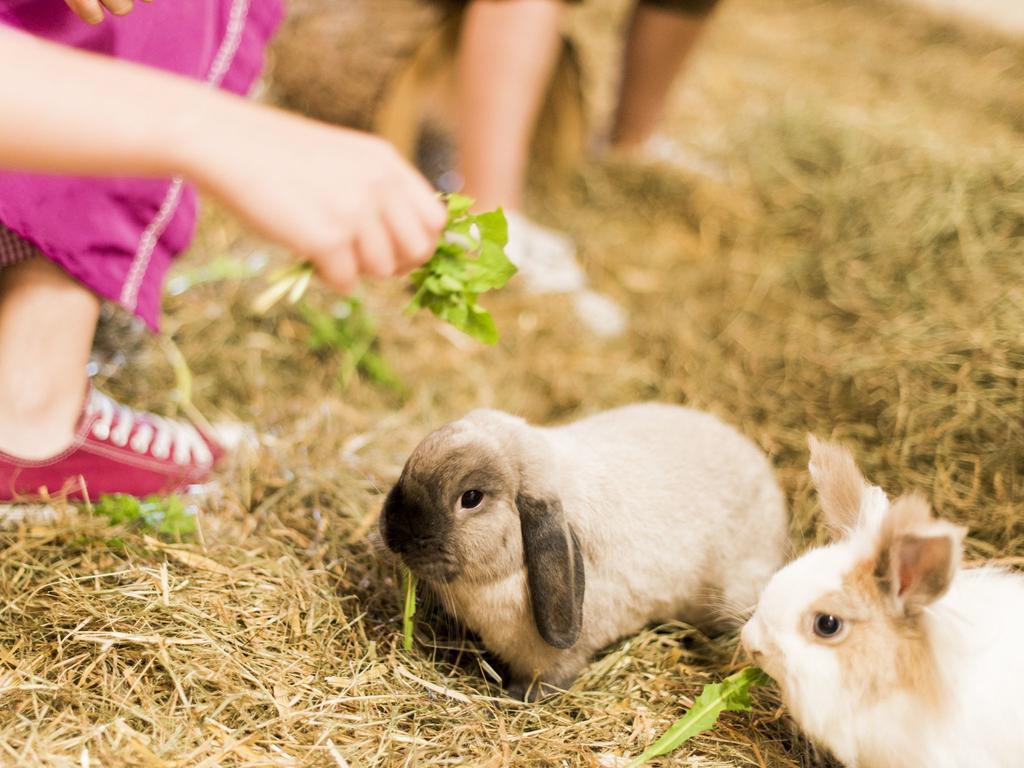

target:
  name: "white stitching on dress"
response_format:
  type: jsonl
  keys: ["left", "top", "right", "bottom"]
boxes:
{"left": 119, "top": 177, "right": 184, "bottom": 310}
{"left": 119, "top": 0, "right": 252, "bottom": 312}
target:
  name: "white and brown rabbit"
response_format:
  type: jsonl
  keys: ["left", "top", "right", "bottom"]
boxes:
{"left": 742, "top": 437, "right": 1024, "bottom": 768}
{"left": 380, "top": 403, "right": 788, "bottom": 698}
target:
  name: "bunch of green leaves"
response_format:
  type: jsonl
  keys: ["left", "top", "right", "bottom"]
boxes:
{"left": 629, "top": 667, "right": 770, "bottom": 766}
{"left": 406, "top": 193, "right": 517, "bottom": 345}
{"left": 298, "top": 298, "right": 402, "bottom": 392}
{"left": 252, "top": 194, "right": 517, "bottom": 345}
{"left": 92, "top": 494, "right": 197, "bottom": 540}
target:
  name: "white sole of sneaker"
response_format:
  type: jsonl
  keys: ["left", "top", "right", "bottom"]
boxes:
{"left": 0, "top": 482, "right": 218, "bottom": 530}
{"left": 0, "top": 503, "right": 62, "bottom": 528}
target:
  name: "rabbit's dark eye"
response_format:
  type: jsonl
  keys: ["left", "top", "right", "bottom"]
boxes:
{"left": 460, "top": 490, "right": 484, "bottom": 509}
{"left": 813, "top": 613, "right": 843, "bottom": 638}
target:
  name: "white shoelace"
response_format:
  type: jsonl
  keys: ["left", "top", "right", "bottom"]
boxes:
{"left": 87, "top": 390, "right": 213, "bottom": 467}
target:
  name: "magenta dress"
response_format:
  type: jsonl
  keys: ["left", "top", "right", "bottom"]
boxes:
{"left": 0, "top": 0, "right": 283, "bottom": 331}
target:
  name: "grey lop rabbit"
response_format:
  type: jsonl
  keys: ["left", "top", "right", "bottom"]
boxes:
{"left": 380, "top": 404, "right": 788, "bottom": 698}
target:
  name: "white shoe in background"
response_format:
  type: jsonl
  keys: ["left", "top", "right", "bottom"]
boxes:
{"left": 572, "top": 289, "right": 629, "bottom": 339}
{"left": 597, "top": 133, "right": 728, "bottom": 182}
{"left": 639, "top": 135, "right": 728, "bottom": 181}
{"left": 504, "top": 210, "right": 586, "bottom": 294}
{"left": 503, "top": 210, "right": 628, "bottom": 338}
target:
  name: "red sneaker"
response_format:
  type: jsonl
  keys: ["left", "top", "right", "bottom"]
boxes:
{"left": 0, "top": 386, "right": 223, "bottom": 502}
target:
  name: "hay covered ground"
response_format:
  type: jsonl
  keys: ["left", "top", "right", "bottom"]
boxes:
{"left": 2, "top": 0, "right": 1022, "bottom": 764}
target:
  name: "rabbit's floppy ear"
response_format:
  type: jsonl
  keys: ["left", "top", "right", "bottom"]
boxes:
{"left": 808, "top": 435, "right": 869, "bottom": 537}
{"left": 873, "top": 493, "right": 965, "bottom": 616}
{"left": 516, "top": 492, "right": 585, "bottom": 649}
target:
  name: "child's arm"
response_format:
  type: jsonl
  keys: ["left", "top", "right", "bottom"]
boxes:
{"left": 0, "top": 27, "right": 445, "bottom": 292}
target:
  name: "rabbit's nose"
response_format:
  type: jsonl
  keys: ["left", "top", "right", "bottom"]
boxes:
{"left": 740, "top": 619, "right": 762, "bottom": 658}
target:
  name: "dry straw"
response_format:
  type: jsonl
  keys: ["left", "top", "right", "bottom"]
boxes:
{"left": 2, "top": 0, "right": 1022, "bottom": 765}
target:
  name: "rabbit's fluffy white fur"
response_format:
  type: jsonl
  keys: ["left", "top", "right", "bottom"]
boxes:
{"left": 381, "top": 404, "right": 788, "bottom": 696}
{"left": 743, "top": 438, "right": 1024, "bottom": 768}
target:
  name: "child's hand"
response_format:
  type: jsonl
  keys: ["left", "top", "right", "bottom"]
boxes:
{"left": 188, "top": 104, "right": 446, "bottom": 294}
{"left": 64, "top": 0, "right": 151, "bottom": 24}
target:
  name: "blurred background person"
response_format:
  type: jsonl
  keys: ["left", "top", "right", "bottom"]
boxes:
{"left": 454, "top": 0, "right": 720, "bottom": 290}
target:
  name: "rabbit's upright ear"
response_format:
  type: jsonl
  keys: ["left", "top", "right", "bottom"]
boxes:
{"left": 516, "top": 492, "right": 585, "bottom": 649}
{"left": 808, "top": 435, "right": 869, "bottom": 537}
{"left": 874, "top": 493, "right": 965, "bottom": 616}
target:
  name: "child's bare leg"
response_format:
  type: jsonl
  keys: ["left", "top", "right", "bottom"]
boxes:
{"left": 610, "top": 2, "right": 712, "bottom": 151}
{"left": 0, "top": 259, "right": 98, "bottom": 459}
{"left": 455, "top": 0, "right": 565, "bottom": 212}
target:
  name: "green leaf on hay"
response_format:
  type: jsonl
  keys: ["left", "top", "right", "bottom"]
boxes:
{"left": 298, "top": 299, "right": 403, "bottom": 393}
{"left": 359, "top": 350, "right": 404, "bottom": 393}
{"left": 628, "top": 667, "right": 770, "bottom": 767}
{"left": 93, "top": 494, "right": 197, "bottom": 540}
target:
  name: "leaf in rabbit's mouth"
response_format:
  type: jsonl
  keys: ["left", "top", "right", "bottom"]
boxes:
{"left": 402, "top": 569, "right": 416, "bottom": 652}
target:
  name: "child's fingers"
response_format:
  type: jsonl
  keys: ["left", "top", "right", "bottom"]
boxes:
{"left": 410, "top": 180, "right": 447, "bottom": 235}
{"left": 315, "top": 246, "right": 358, "bottom": 295}
{"left": 354, "top": 216, "right": 397, "bottom": 279}
{"left": 402, "top": 164, "right": 442, "bottom": 207}
{"left": 383, "top": 200, "right": 436, "bottom": 272}
{"left": 64, "top": 0, "right": 104, "bottom": 23}
{"left": 389, "top": 159, "right": 445, "bottom": 234}
{"left": 101, "top": 0, "right": 134, "bottom": 15}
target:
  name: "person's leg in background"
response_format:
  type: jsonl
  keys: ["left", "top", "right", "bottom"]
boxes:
{"left": 0, "top": 257, "right": 98, "bottom": 459}
{"left": 610, "top": 0, "right": 718, "bottom": 152}
{"left": 455, "top": 0, "right": 591, "bottom": 297}
{"left": 454, "top": 0, "right": 602, "bottom": 305}
{"left": 455, "top": 0, "right": 565, "bottom": 214}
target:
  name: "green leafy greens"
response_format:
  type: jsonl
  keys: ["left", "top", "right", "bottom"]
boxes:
{"left": 405, "top": 193, "right": 516, "bottom": 345}
{"left": 252, "top": 194, "right": 517, "bottom": 345}
{"left": 629, "top": 667, "right": 770, "bottom": 767}
{"left": 92, "top": 493, "right": 197, "bottom": 540}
